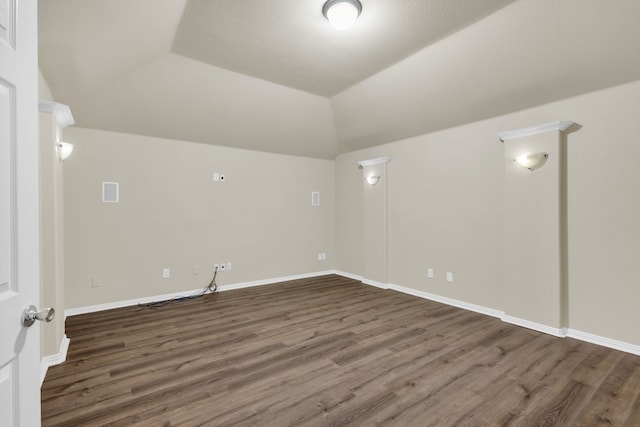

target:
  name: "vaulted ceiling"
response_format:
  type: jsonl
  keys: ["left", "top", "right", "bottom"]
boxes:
{"left": 39, "top": 0, "right": 640, "bottom": 159}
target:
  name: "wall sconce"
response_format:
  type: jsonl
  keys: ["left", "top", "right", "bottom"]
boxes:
{"left": 322, "top": 0, "right": 362, "bottom": 30}
{"left": 514, "top": 152, "right": 548, "bottom": 171}
{"left": 366, "top": 175, "right": 380, "bottom": 186}
{"left": 56, "top": 141, "right": 74, "bottom": 162}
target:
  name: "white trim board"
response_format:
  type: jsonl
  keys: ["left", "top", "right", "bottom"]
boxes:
{"left": 389, "top": 283, "right": 503, "bottom": 319}
{"left": 40, "top": 335, "right": 70, "bottom": 386}
{"left": 497, "top": 120, "right": 574, "bottom": 142}
{"left": 501, "top": 315, "right": 568, "bottom": 338}
{"left": 348, "top": 274, "right": 640, "bottom": 356}
{"left": 62, "top": 270, "right": 640, "bottom": 357}
{"left": 38, "top": 100, "right": 75, "bottom": 128}
{"left": 358, "top": 157, "right": 392, "bottom": 167}
{"left": 567, "top": 329, "right": 640, "bottom": 356}
{"left": 65, "top": 270, "right": 338, "bottom": 317}
{"left": 333, "top": 270, "right": 363, "bottom": 282}
{"left": 361, "top": 278, "right": 389, "bottom": 290}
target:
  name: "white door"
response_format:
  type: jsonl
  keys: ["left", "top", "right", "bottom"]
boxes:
{"left": 0, "top": 0, "right": 42, "bottom": 425}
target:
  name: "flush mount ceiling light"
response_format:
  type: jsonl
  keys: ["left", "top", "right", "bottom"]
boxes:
{"left": 57, "top": 141, "right": 74, "bottom": 162}
{"left": 322, "top": 0, "right": 362, "bottom": 30}
{"left": 514, "top": 152, "right": 548, "bottom": 171}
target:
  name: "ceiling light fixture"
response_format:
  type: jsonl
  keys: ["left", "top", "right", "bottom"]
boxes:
{"left": 322, "top": 0, "right": 362, "bottom": 30}
{"left": 514, "top": 152, "right": 548, "bottom": 171}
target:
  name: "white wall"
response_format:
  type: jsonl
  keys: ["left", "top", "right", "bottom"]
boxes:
{"left": 335, "top": 80, "right": 640, "bottom": 346}
{"left": 60, "top": 79, "right": 640, "bottom": 350}
{"left": 63, "top": 128, "right": 335, "bottom": 308}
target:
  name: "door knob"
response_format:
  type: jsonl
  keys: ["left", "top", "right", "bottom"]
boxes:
{"left": 22, "top": 305, "right": 55, "bottom": 327}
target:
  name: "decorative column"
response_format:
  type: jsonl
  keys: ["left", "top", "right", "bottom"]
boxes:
{"left": 358, "top": 156, "right": 391, "bottom": 287}
{"left": 38, "top": 100, "right": 74, "bottom": 366}
{"left": 499, "top": 121, "right": 573, "bottom": 336}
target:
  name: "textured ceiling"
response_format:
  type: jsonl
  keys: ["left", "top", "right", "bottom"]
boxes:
{"left": 38, "top": 0, "right": 640, "bottom": 159}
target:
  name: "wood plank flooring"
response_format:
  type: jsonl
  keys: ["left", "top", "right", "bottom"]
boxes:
{"left": 41, "top": 275, "right": 640, "bottom": 426}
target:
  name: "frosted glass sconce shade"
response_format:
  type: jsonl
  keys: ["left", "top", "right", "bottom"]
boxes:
{"left": 366, "top": 175, "right": 380, "bottom": 185}
{"left": 57, "top": 141, "right": 74, "bottom": 161}
{"left": 514, "top": 152, "right": 548, "bottom": 171}
{"left": 323, "top": 0, "right": 362, "bottom": 30}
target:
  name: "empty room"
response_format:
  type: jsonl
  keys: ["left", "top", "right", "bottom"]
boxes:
{"left": 2, "top": 0, "right": 640, "bottom": 426}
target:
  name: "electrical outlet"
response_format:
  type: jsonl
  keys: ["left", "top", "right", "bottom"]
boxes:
{"left": 427, "top": 268, "right": 434, "bottom": 279}
{"left": 219, "top": 174, "right": 225, "bottom": 182}
{"left": 219, "top": 263, "right": 226, "bottom": 271}
{"left": 162, "top": 268, "right": 170, "bottom": 279}
{"left": 446, "top": 272, "right": 454, "bottom": 283}
{"left": 214, "top": 263, "right": 220, "bottom": 272}
{"left": 226, "top": 262, "right": 232, "bottom": 271}
{"left": 213, "top": 172, "right": 220, "bottom": 182}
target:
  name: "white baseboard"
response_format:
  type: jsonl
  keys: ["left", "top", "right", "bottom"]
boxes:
{"left": 333, "top": 270, "right": 363, "bottom": 282}
{"left": 389, "top": 282, "right": 503, "bottom": 319}
{"left": 362, "top": 278, "right": 389, "bottom": 289}
{"left": 40, "top": 335, "right": 70, "bottom": 386}
{"left": 340, "top": 273, "right": 640, "bottom": 357}
{"left": 65, "top": 270, "right": 339, "bottom": 317}
{"left": 218, "top": 270, "right": 336, "bottom": 292}
{"left": 501, "top": 315, "right": 568, "bottom": 338}
{"left": 62, "top": 270, "right": 640, "bottom": 358}
{"left": 567, "top": 328, "right": 640, "bottom": 356}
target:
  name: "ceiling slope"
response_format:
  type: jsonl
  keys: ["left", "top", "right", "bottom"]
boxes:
{"left": 71, "top": 54, "right": 339, "bottom": 159}
{"left": 332, "top": 0, "right": 640, "bottom": 153}
{"left": 172, "top": 0, "right": 516, "bottom": 97}
{"left": 38, "top": 0, "right": 640, "bottom": 159}
{"left": 39, "top": 0, "right": 188, "bottom": 104}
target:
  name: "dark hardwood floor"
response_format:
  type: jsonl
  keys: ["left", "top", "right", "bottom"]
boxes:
{"left": 41, "top": 275, "right": 640, "bottom": 426}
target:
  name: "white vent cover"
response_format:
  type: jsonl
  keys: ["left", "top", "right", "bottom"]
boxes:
{"left": 311, "top": 191, "right": 320, "bottom": 206}
{"left": 102, "top": 182, "right": 119, "bottom": 203}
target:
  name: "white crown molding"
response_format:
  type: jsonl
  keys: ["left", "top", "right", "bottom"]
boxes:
{"left": 38, "top": 100, "right": 75, "bottom": 128}
{"left": 40, "top": 335, "right": 70, "bottom": 386}
{"left": 358, "top": 156, "right": 392, "bottom": 167}
{"left": 498, "top": 121, "right": 575, "bottom": 142}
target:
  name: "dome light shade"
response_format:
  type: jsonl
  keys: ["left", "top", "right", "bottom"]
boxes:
{"left": 323, "top": 0, "right": 362, "bottom": 30}
{"left": 366, "top": 175, "right": 380, "bottom": 185}
{"left": 514, "top": 152, "right": 548, "bottom": 171}
{"left": 57, "top": 141, "right": 74, "bottom": 161}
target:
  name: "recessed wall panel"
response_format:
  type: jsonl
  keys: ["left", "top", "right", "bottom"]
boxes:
{"left": 0, "top": 81, "right": 14, "bottom": 294}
